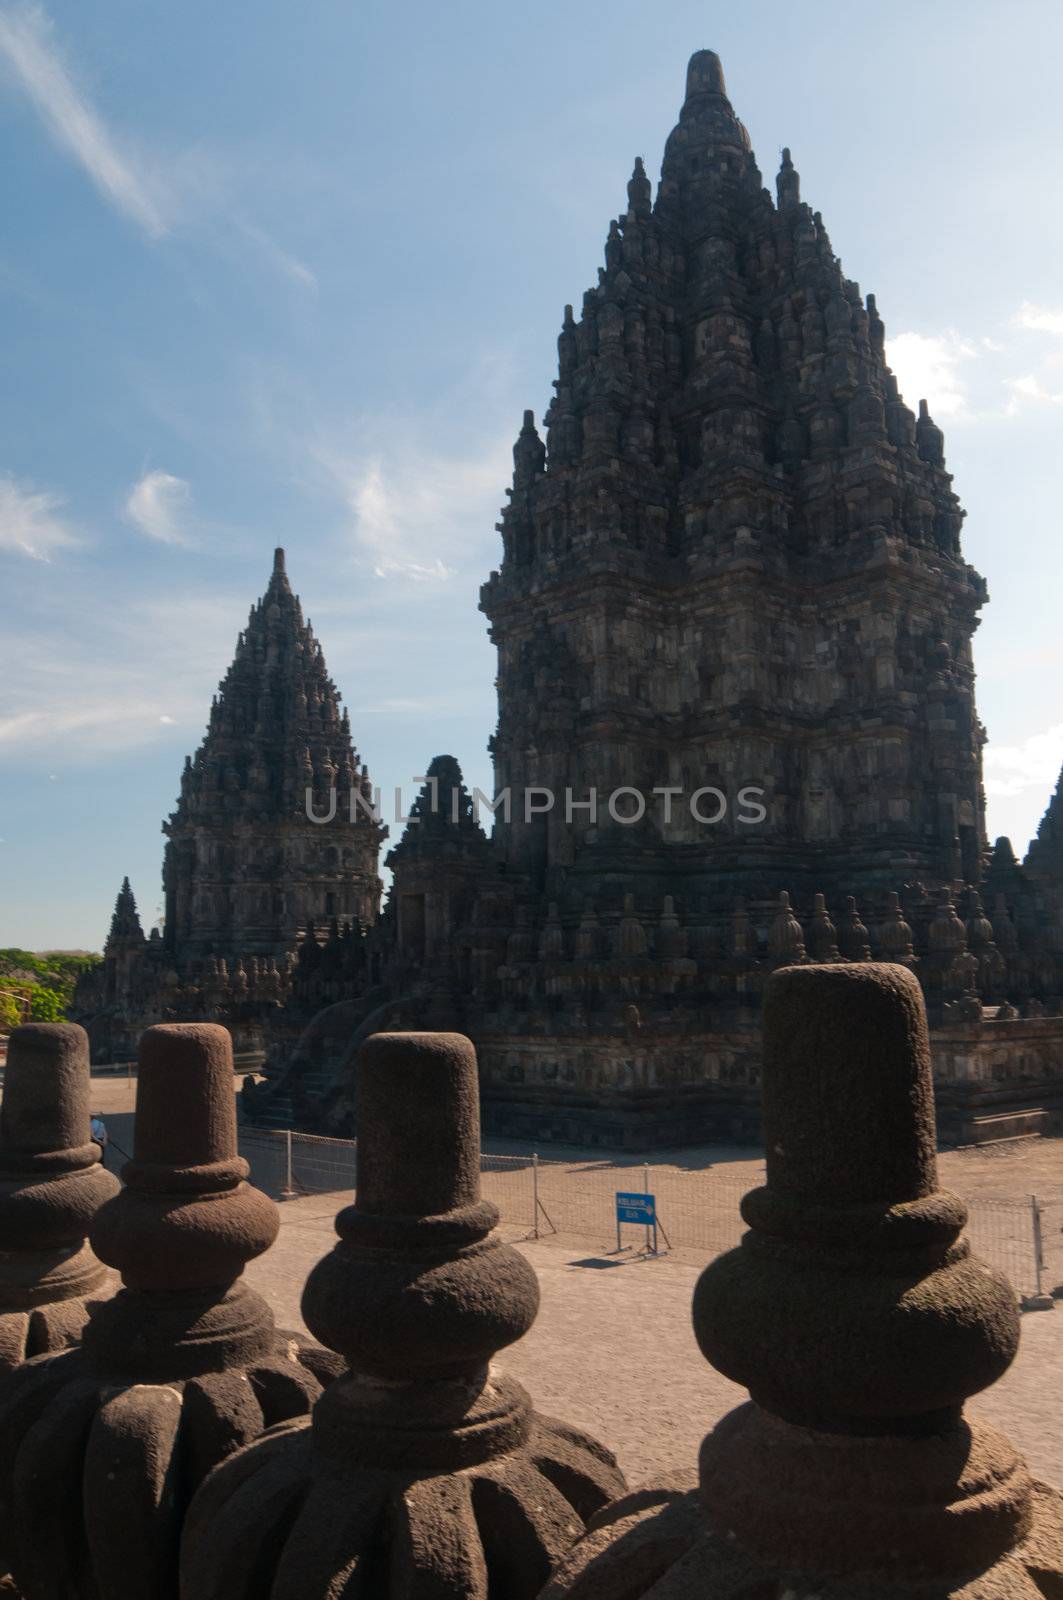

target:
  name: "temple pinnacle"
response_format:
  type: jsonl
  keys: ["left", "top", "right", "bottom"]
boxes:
{"left": 685, "top": 49, "right": 727, "bottom": 101}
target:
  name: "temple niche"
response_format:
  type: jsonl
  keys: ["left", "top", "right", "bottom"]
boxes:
{"left": 95, "top": 50, "right": 1063, "bottom": 1148}
{"left": 73, "top": 550, "right": 385, "bottom": 1060}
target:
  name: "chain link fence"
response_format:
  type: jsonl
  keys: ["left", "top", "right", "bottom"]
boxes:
{"left": 236, "top": 1125, "right": 1058, "bottom": 1302}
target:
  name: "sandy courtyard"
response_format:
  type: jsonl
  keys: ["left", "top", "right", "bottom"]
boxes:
{"left": 69, "top": 1070, "right": 1063, "bottom": 1492}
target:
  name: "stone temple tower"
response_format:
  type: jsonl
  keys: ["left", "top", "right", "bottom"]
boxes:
{"left": 162, "top": 549, "right": 384, "bottom": 960}
{"left": 482, "top": 49, "right": 987, "bottom": 914}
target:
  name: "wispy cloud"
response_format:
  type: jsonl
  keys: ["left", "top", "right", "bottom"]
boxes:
{"left": 0, "top": 587, "right": 244, "bottom": 757}
{"left": 231, "top": 215, "right": 317, "bottom": 292}
{"left": 0, "top": 3, "right": 167, "bottom": 237}
{"left": 885, "top": 330, "right": 976, "bottom": 418}
{"left": 0, "top": 5, "right": 316, "bottom": 290}
{"left": 311, "top": 433, "right": 511, "bottom": 583}
{"left": 125, "top": 469, "right": 193, "bottom": 545}
{"left": 0, "top": 471, "right": 78, "bottom": 559}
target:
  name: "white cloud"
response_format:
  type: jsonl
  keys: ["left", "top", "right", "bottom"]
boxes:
{"left": 885, "top": 330, "right": 976, "bottom": 419}
{"left": 312, "top": 434, "right": 511, "bottom": 583}
{"left": 0, "top": 471, "right": 78, "bottom": 559}
{"left": 984, "top": 723, "right": 1063, "bottom": 799}
{"left": 1013, "top": 302, "right": 1063, "bottom": 336}
{"left": 0, "top": 3, "right": 167, "bottom": 238}
{"left": 125, "top": 469, "right": 192, "bottom": 545}
{"left": 1005, "top": 373, "right": 1063, "bottom": 412}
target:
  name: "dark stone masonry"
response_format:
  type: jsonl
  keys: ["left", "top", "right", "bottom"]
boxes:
{"left": 74, "top": 49, "right": 1063, "bottom": 1149}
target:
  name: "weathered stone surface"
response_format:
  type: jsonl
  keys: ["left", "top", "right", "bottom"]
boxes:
{"left": 180, "top": 1031, "right": 625, "bottom": 1598}
{"left": 540, "top": 959, "right": 1063, "bottom": 1597}
{"left": 0, "top": 1023, "right": 338, "bottom": 1600}
{"left": 0, "top": 1022, "right": 118, "bottom": 1370}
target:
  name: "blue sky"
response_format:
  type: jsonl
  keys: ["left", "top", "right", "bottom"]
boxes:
{"left": 1, "top": 0, "right": 1061, "bottom": 949}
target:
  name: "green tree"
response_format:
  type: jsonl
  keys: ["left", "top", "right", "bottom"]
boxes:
{"left": 0, "top": 990, "right": 23, "bottom": 1034}
{"left": 28, "top": 985, "right": 67, "bottom": 1022}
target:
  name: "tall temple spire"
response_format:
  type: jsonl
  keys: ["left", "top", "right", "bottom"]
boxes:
{"left": 483, "top": 44, "right": 986, "bottom": 903}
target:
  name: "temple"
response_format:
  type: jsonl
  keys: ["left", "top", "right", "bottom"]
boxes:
{"left": 246, "top": 51, "right": 1063, "bottom": 1147}
{"left": 78, "top": 52, "right": 1063, "bottom": 1147}
{"left": 73, "top": 550, "right": 385, "bottom": 1059}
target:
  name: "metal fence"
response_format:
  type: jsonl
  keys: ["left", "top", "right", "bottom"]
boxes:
{"left": 236, "top": 1125, "right": 1059, "bottom": 1304}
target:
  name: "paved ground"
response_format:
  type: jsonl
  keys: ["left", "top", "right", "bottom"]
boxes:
{"left": 242, "top": 1195, "right": 1063, "bottom": 1491}
{"left": 67, "top": 1072, "right": 1063, "bottom": 1490}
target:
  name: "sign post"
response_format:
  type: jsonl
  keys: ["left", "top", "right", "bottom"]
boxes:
{"left": 615, "top": 1190, "right": 657, "bottom": 1255}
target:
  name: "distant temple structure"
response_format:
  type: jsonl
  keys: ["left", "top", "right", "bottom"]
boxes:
{"left": 73, "top": 550, "right": 384, "bottom": 1059}
{"left": 81, "top": 52, "right": 1063, "bottom": 1144}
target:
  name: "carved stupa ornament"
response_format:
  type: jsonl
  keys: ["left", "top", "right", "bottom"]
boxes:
{"left": 0, "top": 1023, "right": 119, "bottom": 1370}
{"left": 542, "top": 964, "right": 1063, "bottom": 1597}
{"left": 0, "top": 1023, "right": 340, "bottom": 1600}
{"left": 181, "top": 1031, "right": 625, "bottom": 1599}
{"left": 767, "top": 889, "right": 805, "bottom": 965}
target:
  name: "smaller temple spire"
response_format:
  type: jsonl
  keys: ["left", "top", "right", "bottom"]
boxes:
{"left": 916, "top": 397, "right": 946, "bottom": 466}
{"left": 107, "top": 876, "right": 145, "bottom": 945}
{"left": 627, "top": 154, "right": 651, "bottom": 218}
{"left": 512, "top": 408, "right": 546, "bottom": 488}
{"left": 776, "top": 146, "right": 800, "bottom": 209}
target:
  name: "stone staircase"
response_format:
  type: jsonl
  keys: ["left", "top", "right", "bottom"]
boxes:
{"left": 242, "top": 1058, "right": 338, "bottom": 1132}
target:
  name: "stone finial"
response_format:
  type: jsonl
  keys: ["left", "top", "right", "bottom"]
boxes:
{"left": 616, "top": 893, "right": 648, "bottom": 958}
{"left": 181, "top": 1032, "right": 625, "bottom": 1598}
{"left": 837, "top": 893, "right": 871, "bottom": 960}
{"left": 806, "top": 891, "right": 840, "bottom": 961}
{"left": 877, "top": 888, "right": 915, "bottom": 964}
{"left": 627, "top": 154, "right": 651, "bottom": 218}
{"left": 767, "top": 890, "right": 805, "bottom": 965}
{"left": 929, "top": 886, "right": 968, "bottom": 954}
{"left": 543, "top": 965, "right": 1063, "bottom": 1596}
{"left": 656, "top": 895, "right": 688, "bottom": 961}
{"left": 916, "top": 397, "right": 946, "bottom": 466}
{"left": 0, "top": 1024, "right": 338, "bottom": 1600}
{"left": 0, "top": 1023, "right": 119, "bottom": 1371}
{"left": 513, "top": 408, "right": 546, "bottom": 488}
{"left": 684, "top": 49, "right": 727, "bottom": 100}
{"left": 776, "top": 144, "right": 800, "bottom": 208}
{"left": 576, "top": 905, "right": 602, "bottom": 960}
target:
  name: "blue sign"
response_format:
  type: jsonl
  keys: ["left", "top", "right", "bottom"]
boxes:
{"left": 616, "top": 1191, "right": 656, "bottom": 1225}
